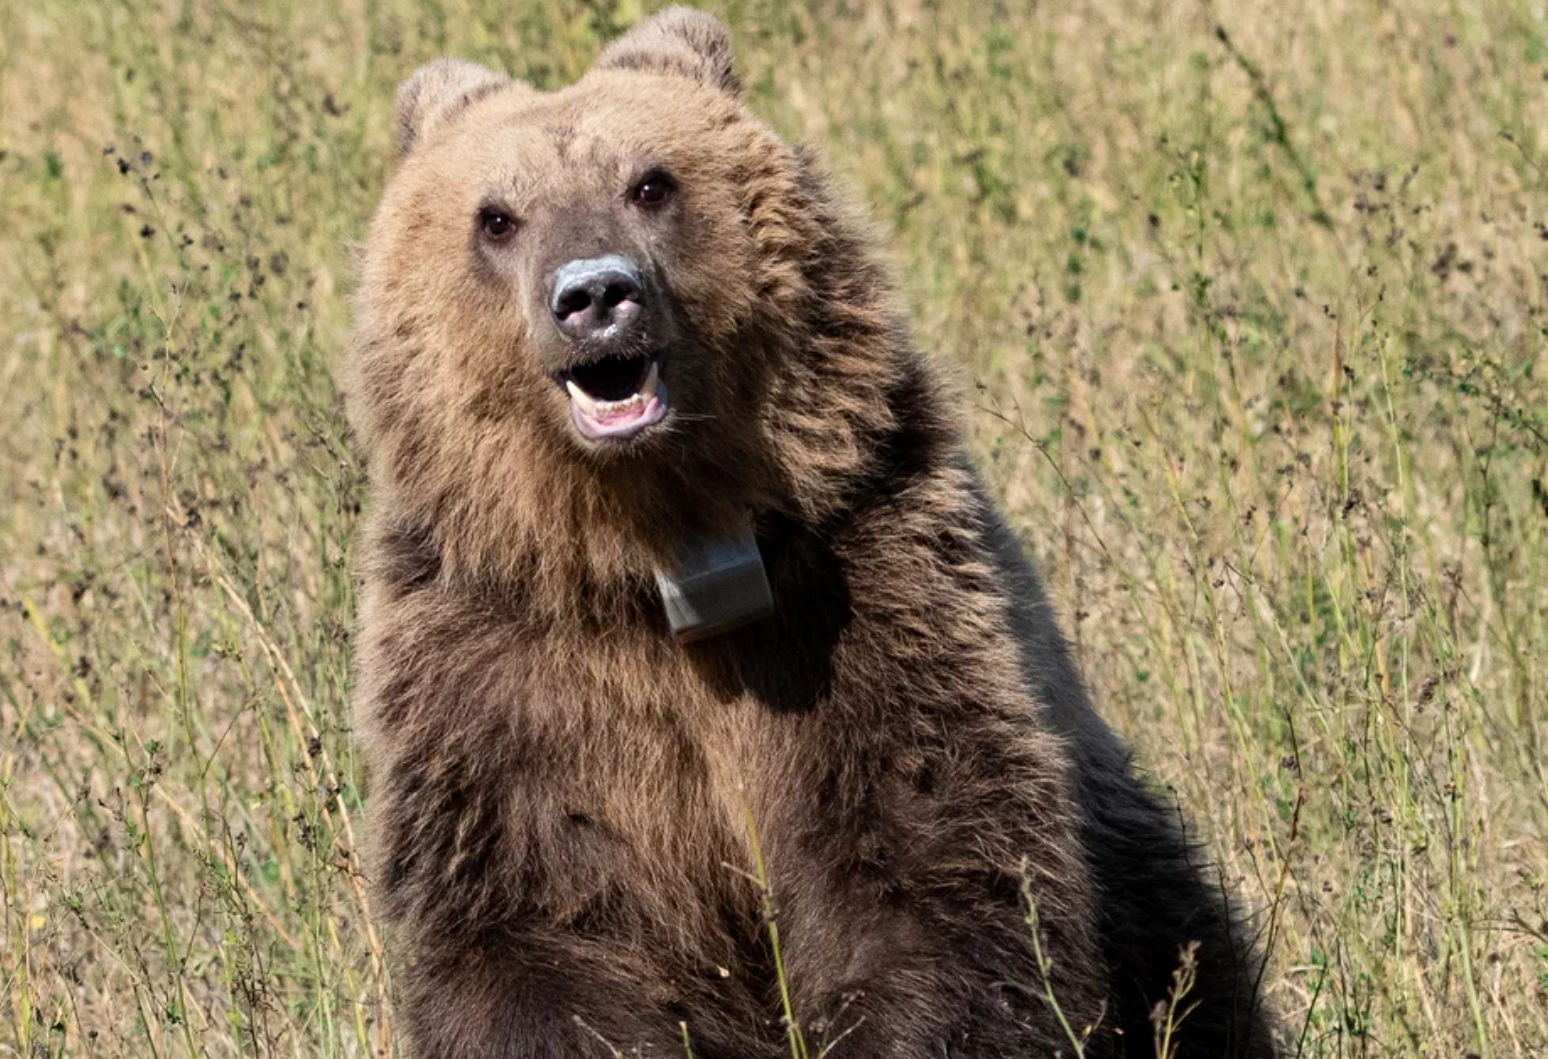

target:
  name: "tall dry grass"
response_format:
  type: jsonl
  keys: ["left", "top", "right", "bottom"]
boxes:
{"left": 2, "top": 1, "right": 1544, "bottom": 1055}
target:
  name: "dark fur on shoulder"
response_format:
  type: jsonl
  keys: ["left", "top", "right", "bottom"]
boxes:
{"left": 348, "top": 9, "right": 1276, "bottom": 1056}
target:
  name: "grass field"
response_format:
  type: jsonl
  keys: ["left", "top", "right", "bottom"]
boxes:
{"left": 2, "top": 0, "right": 1546, "bottom": 1055}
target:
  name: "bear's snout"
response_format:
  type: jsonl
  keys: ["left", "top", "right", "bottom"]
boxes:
{"left": 550, "top": 255, "right": 645, "bottom": 345}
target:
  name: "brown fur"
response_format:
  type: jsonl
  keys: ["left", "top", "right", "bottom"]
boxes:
{"left": 349, "top": 9, "right": 1274, "bottom": 1057}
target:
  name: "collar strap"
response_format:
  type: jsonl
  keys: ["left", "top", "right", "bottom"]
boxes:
{"left": 655, "top": 517, "right": 773, "bottom": 643}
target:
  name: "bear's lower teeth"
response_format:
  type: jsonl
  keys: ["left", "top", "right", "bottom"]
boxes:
{"left": 596, "top": 394, "right": 643, "bottom": 417}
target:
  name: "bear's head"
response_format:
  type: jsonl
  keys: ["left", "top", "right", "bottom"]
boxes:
{"left": 351, "top": 8, "right": 921, "bottom": 596}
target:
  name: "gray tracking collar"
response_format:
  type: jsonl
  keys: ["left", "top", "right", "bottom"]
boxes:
{"left": 655, "top": 517, "right": 773, "bottom": 643}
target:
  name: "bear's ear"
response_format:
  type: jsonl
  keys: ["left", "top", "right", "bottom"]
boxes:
{"left": 595, "top": 7, "right": 740, "bottom": 96}
{"left": 395, "top": 58, "right": 514, "bottom": 156}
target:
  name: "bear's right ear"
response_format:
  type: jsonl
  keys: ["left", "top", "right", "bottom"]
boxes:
{"left": 595, "top": 7, "right": 740, "bottom": 96}
{"left": 394, "top": 58, "right": 513, "bottom": 156}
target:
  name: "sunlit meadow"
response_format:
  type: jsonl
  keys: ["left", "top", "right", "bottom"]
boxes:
{"left": 2, "top": 1, "right": 1545, "bottom": 1055}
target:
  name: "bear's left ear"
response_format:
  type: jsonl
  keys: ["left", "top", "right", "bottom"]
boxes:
{"left": 595, "top": 7, "right": 740, "bottom": 96}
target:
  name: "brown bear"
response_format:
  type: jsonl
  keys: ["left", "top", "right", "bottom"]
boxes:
{"left": 347, "top": 9, "right": 1277, "bottom": 1057}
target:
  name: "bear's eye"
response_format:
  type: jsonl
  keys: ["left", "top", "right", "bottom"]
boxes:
{"left": 630, "top": 172, "right": 676, "bottom": 209}
{"left": 478, "top": 208, "right": 518, "bottom": 243}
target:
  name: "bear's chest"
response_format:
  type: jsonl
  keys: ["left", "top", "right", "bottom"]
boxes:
{"left": 521, "top": 626, "right": 771, "bottom": 790}
{"left": 490, "top": 626, "right": 782, "bottom": 932}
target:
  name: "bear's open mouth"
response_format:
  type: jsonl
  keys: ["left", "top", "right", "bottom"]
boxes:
{"left": 560, "top": 353, "right": 668, "bottom": 441}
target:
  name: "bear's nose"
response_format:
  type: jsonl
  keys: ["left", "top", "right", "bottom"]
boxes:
{"left": 549, "top": 255, "right": 645, "bottom": 342}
